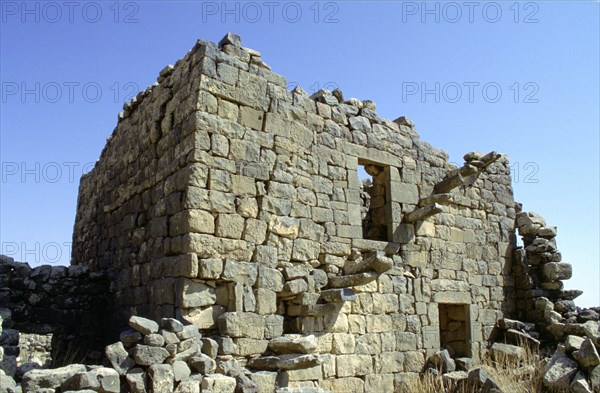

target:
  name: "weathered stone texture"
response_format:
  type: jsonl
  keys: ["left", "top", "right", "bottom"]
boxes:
{"left": 15, "top": 32, "right": 586, "bottom": 392}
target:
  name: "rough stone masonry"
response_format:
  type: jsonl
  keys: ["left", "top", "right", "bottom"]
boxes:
{"left": 3, "top": 33, "right": 586, "bottom": 392}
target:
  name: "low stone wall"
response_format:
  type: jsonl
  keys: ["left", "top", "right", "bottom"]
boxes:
{"left": 0, "top": 255, "right": 109, "bottom": 368}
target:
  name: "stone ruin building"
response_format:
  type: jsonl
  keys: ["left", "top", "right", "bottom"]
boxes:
{"left": 1, "top": 33, "right": 599, "bottom": 393}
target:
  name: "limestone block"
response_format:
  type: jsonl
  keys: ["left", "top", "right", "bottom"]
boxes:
{"left": 169, "top": 209, "right": 215, "bottom": 236}
{"left": 366, "top": 315, "right": 392, "bottom": 333}
{"left": 355, "top": 333, "right": 381, "bottom": 355}
{"left": 218, "top": 312, "right": 265, "bottom": 339}
{"left": 243, "top": 218, "right": 268, "bottom": 244}
{"left": 190, "top": 354, "right": 216, "bottom": 374}
{"left": 201, "top": 374, "right": 236, "bottom": 393}
{"left": 180, "top": 305, "right": 226, "bottom": 330}
{"left": 322, "top": 377, "right": 364, "bottom": 393}
{"left": 269, "top": 216, "right": 300, "bottom": 239}
{"left": 251, "top": 371, "right": 277, "bottom": 393}
{"left": 160, "top": 254, "right": 199, "bottom": 278}
{"left": 491, "top": 343, "right": 525, "bottom": 364}
{"left": 237, "top": 196, "right": 259, "bottom": 218}
{"left": 231, "top": 174, "right": 256, "bottom": 196}
{"left": 264, "top": 315, "right": 284, "bottom": 339}
{"left": 234, "top": 338, "right": 269, "bottom": 356}
{"left": 174, "top": 380, "right": 201, "bottom": 393}
{"left": 336, "top": 354, "right": 374, "bottom": 377}
{"left": 222, "top": 260, "right": 258, "bottom": 286}
{"left": 230, "top": 139, "right": 261, "bottom": 162}
{"left": 292, "top": 238, "right": 320, "bottom": 261}
{"left": 211, "top": 133, "right": 230, "bottom": 157}
{"left": 379, "top": 351, "right": 404, "bottom": 373}
{"left": 199, "top": 257, "right": 223, "bottom": 279}
{"left": 148, "top": 364, "right": 174, "bottom": 393}
{"left": 175, "top": 279, "right": 216, "bottom": 307}
{"left": 332, "top": 333, "right": 356, "bottom": 354}
{"left": 404, "top": 351, "right": 425, "bottom": 373}
{"left": 255, "top": 288, "right": 277, "bottom": 314}
{"left": 215, "top": 214, "right": 245, "bottom": 239}
{"left": 281, "top": 278, "right": 308, "bottom": 296}
{"left": 365, "top": 373, "right": 394, "bottom": 393}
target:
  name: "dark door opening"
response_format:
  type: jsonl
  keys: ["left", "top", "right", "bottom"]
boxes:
{"left": 439, "top": 303, "right": 471, "bottom": 357}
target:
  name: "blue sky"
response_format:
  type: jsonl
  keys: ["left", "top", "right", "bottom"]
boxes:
{"left": 1, "top": 1, "right": 598, "bottom": 306}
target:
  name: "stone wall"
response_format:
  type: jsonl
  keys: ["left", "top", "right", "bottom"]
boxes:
{"left": 68, "top": 33, "right": 521, "bottom": 391}
{"left": 0, "top": 256, "right": 108, "bottom": 368}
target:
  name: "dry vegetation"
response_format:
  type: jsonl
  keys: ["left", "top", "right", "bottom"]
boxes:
{"left": 402, "top": 346, "right": 547, "bottom": 393}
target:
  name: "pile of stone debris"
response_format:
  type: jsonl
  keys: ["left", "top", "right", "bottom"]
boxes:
{"left": 492, "top": 313, "right": 600, "bottom": 393}
{"left": 2, "top": 315, "right": 330, "bottom": 393}
{"left": 411, "top": 312, "right": 600, "bottom": 393}
{"left": 422, "top": 349, "right": 504, "bottom": 393}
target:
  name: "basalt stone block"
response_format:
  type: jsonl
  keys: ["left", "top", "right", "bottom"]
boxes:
{"left": 128, "top": 316, "right": 159, "bottom": 335}
{"left": 130, "top": 345, "right": 169, "bottom": 366}
{"left": 542, "top": 262, "right": 573, "bottom": 282}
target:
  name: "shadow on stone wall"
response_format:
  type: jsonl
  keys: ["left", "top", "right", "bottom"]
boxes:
{"left": 0, "top": 255, "right": 109, "bottom": 368}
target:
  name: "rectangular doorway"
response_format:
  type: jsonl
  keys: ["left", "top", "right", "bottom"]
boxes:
{"left": 439, "top": 303, "right": 471, "bottom": 357}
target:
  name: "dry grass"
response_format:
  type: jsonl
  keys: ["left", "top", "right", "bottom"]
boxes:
{"left": 400, "top": 346, "right": 547, "bottom": 393}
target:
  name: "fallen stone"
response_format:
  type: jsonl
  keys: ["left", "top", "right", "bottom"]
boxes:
{"left": 61, "top": 367, "right": 119, "bottom": 393}
{"left": 583, "top": 320, "right": 600, "bottom": 347}
{"left": 0, "top": 374, "right": 17, "bottom": 392}
{"left": 201, "top": 374, "right": 237, "bottom": 392}
{"left": 190, "top": 354, "right": 217, "bottom": 374}
{"left": 466, "top": 368, "right": 500, "bottom": 391}
{"left": 570, "top": 371, "right": 593, "bottom": 393}
{"left": 172, "top": 360, "right": 191, "bottom": 382}
{"left": 201, "top": 337, "right": 219, "bottom": 359}
{"left": 505, "top": 329, "right": 540, "bottom": 348}
{"left": 234, "top": 372, "right": 258, "bottom": 393}
{"left": 162, "top": 318, "right": 185, "bottom": 333}
{"left": 590, "top": 365, "right": 600, "bottom": 392}
{"left": 177, "top": 324, "right": 201, "bottom": 340}
{"left": 129, "top": 315, "right": 159, "bottom": 335}
{"left": 120, "top": 328, "right": 143, "bottom": 347}
{"left": 126, "top": 368, "right": 147, "bottom": 393}
{"left": 442, "top": 371, "right": 467, "bottom": 390}
{"left": 174, "top": 380, "right": 201, "bottom": 393}
{"left": 566, "top": 335, "right": 586, "bottom": 352}
{"left": 105, "top": 341, "right": 135, "bottom": 375}
{"left": 21, "top": 364, "right": 87, "bottom": 393}
{"left": 491, "top": 343, "right": 525, "bottom": 364}
{"left": 543, "top": 350, "right": 579, "bottom": 391}
{"left": 148, "top": 364, "right": 174, "bottom": 393}
{"left": 428, "top": 349, "right": 455, "bottom": 373}
{"left": 144, "top": 333, "right": 166, "bottom": 347}
{"left": 455, "top": 357, "right": 473, "bottom": 371}
{"left": 578, "top": 309, "right": 600, "bottom": 323}
{"left": 130, "top": 344, "right": 169, "bottom": 366}
{"left": 573, "top": 338, "right": 600, "bottom": 368}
